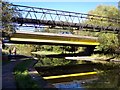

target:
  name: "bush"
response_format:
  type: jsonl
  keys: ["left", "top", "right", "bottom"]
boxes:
{"left": 96, "top": 33, "right": 119, "bottom": 53}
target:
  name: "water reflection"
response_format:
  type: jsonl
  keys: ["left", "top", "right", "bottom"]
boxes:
{"left": 34, "top": 54, "right": 120, "bottom": 89}
{"left": 53, "top": 80, "right": 82, "bottom": 88}
{"left": 34, "top": 55, "right": 77, "bottom": 67}
{"left": 84, "top": 67, "right": 120, "bottom": 89}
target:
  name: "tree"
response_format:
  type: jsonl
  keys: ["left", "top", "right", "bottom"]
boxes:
{"left": 86, "top": 5, "right": 120, "bottom": 53}
{"left": 87, "top": 5, "right": 119, "bottom": 28}
{"left": 2, "top": 1, "right": 16, "bottom": 37}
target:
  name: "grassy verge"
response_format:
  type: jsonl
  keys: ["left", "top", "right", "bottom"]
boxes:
{"left": 31, "top": 51, "right": 78, "bottom": 55}
{"left": 91, "top": 53, "right": 120, "bottom": 60}
{"left": 31, "top": 51, "right": 61, "bottom": 55}
{"left": 13, "top": 59, "right": 41, "bottom": 89}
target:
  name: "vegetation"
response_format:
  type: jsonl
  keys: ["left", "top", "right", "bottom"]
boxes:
{"left": 97, "top": 33, "right": 119, "bottom": 53}
{"left": 3, "top": 44, "right": 34, "bottom": 56}
{"left": 84, "top": 63, "right": 120, "bottom": 89}
{"left": 85, "top": 5, "right": 120, "bottom": 54}
{"left": 31, "top": 51, "right": 61, "bottom": 55}
{"left": 35, "top": 57, "right": 76, "bottom": 67}
{"left": 19, "top": 5, "right": 120, "bottom": 55}
{"left": 1, "top": 1, "right": 17, "bottom": 37}
{"left": 13, "top": 59, "right": 40, "bottom": 89}
{"left": 6, "top": 44, "right": 83, "bottom": 56}
{"left": 15, "top": 44, "right": 34, "bottom": 56}
{"left": 87, "top": 5, "right": 119, "bottom": 27}
{"left": 35, "top": 57, "right": 77, "bottom": 67}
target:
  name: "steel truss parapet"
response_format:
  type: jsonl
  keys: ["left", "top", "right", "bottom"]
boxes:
{"left": 7, "top": 4, "right": 120, "bottom": 33}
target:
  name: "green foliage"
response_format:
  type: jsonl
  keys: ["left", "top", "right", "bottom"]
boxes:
{"left": 2, "top": 1, "right": 16, "bottom": 37}
{"left": 96, "top": 33, "right": 119, "bottom": 53}
{"left": 14, "top": 44, "right": 34, "bottom": 55}
{"left": 41, "top": 45, "right": 53, "bottom": 51}
{"left": 34, "top": 45, "right": 78, "bottom": 53}
{"left": 87, "top": 5, "right": 119, "bottom": 28}
{"left": 85, "top": 68, "right": 120, "bottom": 88}
{"left": 85, "top": 5, "right": 120, "bottom": 53}
{"left": 5, "top": 44, "right": 38, "bottom": 57}
{"left": 84, "top": 63, "right": 120, "bottom": 88}
{"left": 14, "top": 59, "right": 40, "bottom": 89}
{"left": 33, "top": 45, "right": 59, "bottom": 52}
{"left": 75, "top": 31, "right": 119, "bottom": 54}
{"left": 32, "top": 51, "right": 61, "bottom": 55}
{"left": 52, "top": 46, "right": 63, "bottom": 53}
{"left": 35, "top": 57, "right": 75, "bottom": 67}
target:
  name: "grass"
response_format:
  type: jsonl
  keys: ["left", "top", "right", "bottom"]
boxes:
{"left": 31, "top": 51, "right": 61, "bottom": 55}
{"left": 2, "top": 49, "right": 9, "bottom": 54}
{"left": 31, "top": 51, "right": 79, "bottom": 56}
{"left": 13, "top": 59, "right": 41, "bottom": 89}
{"left": 91, "top": 54, "right": 120, "bottom": 60}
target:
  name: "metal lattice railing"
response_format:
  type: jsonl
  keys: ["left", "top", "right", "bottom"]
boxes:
{"left": 9, "top": 4, "right": 120, "bottom": 33}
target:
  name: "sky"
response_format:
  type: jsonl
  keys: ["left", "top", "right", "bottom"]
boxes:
{"left": 8, "top": 1, "right": 119, "bottom": 14}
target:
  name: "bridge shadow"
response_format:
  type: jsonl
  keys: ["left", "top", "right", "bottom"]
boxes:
{"left": 8, "top": 54, "right": 32, "bottom": 59}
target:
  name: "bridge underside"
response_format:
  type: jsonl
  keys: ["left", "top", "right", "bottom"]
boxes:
{"left": 9, "top": 32, "right": 99, "bottom": 46}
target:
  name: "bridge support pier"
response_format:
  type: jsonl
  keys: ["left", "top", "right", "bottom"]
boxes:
{"left": 84, "top": 46, "right": 95, "bottom": 56}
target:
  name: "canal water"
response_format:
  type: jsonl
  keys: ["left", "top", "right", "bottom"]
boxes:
{"left": 53, "top": 80, "right": 82, "bottom": 88}
{"left": 34, "top": 55, "right": 120, "bottom": 89}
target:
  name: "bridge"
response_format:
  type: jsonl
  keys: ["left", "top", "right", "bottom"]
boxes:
{"left": 3, "top": 4, "right": 120, "bottom": 46}
{"left": 9, "top": 31, "right": 99, "bottom": 46}
{"left": 9, "top": 4, "right": 120, "bottom": 32}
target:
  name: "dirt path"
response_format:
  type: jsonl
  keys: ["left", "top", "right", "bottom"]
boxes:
{"left": 2, "top": 59, "right": 21, "bottom": 89}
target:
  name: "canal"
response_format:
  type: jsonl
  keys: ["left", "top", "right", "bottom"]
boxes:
{"left": 33, "top": 55, "right": 120, "bottom": 89}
